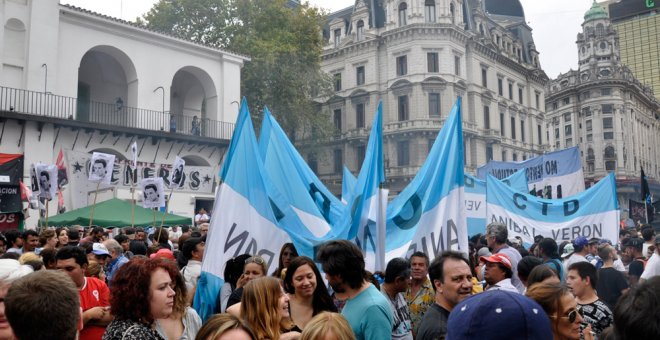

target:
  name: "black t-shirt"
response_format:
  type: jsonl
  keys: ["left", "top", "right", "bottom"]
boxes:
{"left": 596, "top": 267, "right": 628, "bottom": 309}
{"left": 629, "top": 258, "right": 645, "bottom": 278}
{"left": 416, "top": 303, "right": 450, "bottom": 340}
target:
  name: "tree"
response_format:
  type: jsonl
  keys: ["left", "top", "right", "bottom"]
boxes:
{"left": 141, "top": 0, "right": 333, "bottom": 140}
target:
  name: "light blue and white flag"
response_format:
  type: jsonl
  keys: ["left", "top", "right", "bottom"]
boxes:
{"left": 342, "top": 166, "right": 357, "bottom": 204}
{"left": 465, "top": 169, "right": 528, "bottom": 236}
{"left": 194, "top": 98, "right": 311, "bottom": 320}
{"left": 486, "top": 172, "right": 619, "bottom": 245}
{"left": 385, "top": 97, "right": 468, "bottom": 262}
{"left": 477, "top": 146, "right": 585, "bottom": 199}
{"left": 341, "top": 102, "right": 387, "bottom": 271}
{"left": 258, "top": 107, "right": 345, "bottom": 237}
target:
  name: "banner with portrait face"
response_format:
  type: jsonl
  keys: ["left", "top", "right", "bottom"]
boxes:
{"left": 35, "top": 163, "right": 58, "bottom": 201}
{"left": 170, "top": 157, "right": 186, "bottom": 189}
{"left": 88, "top": 153, "right": 116, "bottom": 184}
{"left": 140, "top": 177, "right": 165, "bottom": 209}
{"left": 30, "top": 164, "right": 40, "bottom": 193}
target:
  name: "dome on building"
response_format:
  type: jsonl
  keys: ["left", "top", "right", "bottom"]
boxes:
{"left": 584, "top": 0, "right": 608, "bottom": 21}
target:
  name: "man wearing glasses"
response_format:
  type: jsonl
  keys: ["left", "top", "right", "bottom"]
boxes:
{"left": 567, "top": 262, "right": 613, "bottom": 338}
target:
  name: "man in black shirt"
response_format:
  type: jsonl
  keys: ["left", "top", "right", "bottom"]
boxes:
{"left": 567, "top": 262, "right": 613, "bottom": 337}
{"left": 417, "top": 251, "right": 473, "bottom": 340}
{"left": 625, "top": 237, "right": 645, "bottom": 287}
{"left": 596, "top": 243, "right": 629, "bottom": 309}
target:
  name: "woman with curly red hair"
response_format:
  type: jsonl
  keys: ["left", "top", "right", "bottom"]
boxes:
{"left": 102, "top": 257, "right": 177, "bottom": 340}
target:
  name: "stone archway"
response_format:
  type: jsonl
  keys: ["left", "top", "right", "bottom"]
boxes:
{"left": 77, "top": 46, "right": 138, "bottom": 126}
{"left": 169, "top": 66, "right": 218, "bottom": 137}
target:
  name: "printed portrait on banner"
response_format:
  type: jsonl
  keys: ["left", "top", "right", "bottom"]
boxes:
{"left": 30, "top": 164, "right": 40, "bottom": 193}
{"left": 170, "top": 156, "right": 186, "bottom": 189}
{"left": 35, "top": 164, "right": 58, "bottom": 201}
{"left": 140, "top": 178, "right": 165, "bottom": 209}
{"left": 88, "top": 152, "right": 116, "bottom": 184}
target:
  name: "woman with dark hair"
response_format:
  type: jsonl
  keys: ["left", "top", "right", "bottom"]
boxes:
{"left": 217, "top": 254, "right": 251, "bottom": 313}
{"left": 155, "top": 270, "right": 202, "bottom": 340}
{"left": 272, "top": 243, "right": 298, "bottom": 279}
{"left": 102, "top": 257, "right": 178, "bottom": 339}
{"left": 55, "top": 227, "right": 69, "bottom": 248}
{"left": 526, "top": 283, "right": 594, "bottom": 340}
{"left": 283, "top": 256, "right": 337, "bottom": 330}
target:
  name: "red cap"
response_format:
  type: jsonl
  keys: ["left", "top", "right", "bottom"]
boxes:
{"left": 150, "top": 248, "right": 175, "bottom": 261}
{"left": 479, "top": 253, "right": 512, "bottom": 269}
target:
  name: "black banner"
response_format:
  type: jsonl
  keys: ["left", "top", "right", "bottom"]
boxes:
{"left": 0, "top": 154, "right": 24, "bottom": 213}
{"left": 629, "top": 199, "right": 655, "bottom": 223}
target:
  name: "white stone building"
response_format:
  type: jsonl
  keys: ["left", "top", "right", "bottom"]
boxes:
{"left": 311, "top": 0, "right": 549, "bottom": 194}
{"left": 545, "top": 1, "right": 660, "bottom": 205}
{"left": 0, "top": 0, "right": 248, "bottom": 227}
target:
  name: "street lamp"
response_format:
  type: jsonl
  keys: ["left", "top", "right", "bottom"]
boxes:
{"left": 41, "top": 63, "right": 47, "bottom": 93}
{"left": 153, "top": 86, "right": 165, "bottom": 114}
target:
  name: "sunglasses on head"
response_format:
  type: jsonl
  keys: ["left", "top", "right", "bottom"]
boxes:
{"left": 551, "top": 307, "right": 582, "bottom": 323}
{"left": 245, "top": 256, "right": 265, "bottom": 265}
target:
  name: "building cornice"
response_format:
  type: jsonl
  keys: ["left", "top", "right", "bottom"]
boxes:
{"left": 59, "top": 5, "right": 250, "bottom": 63}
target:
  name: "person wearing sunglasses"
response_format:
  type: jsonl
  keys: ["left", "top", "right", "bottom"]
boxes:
{"left": 526, "top": 282, "right": 594, "bottom": 340}
{"left": 225, "top": 256, "right": 268, "bottom": 309}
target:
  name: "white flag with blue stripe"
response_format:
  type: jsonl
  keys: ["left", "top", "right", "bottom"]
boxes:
{"left": 486, "top": 172, "right": 619, "bottom": 245}
{"left": 258, "top": 107, "right": 345, "bottom": 238}
{"left": 385, "top": 97, "right": 468, "bottom": 262}
{"left": 342, "top": 166, "right": 356, "bottom": 204}
{"left": 194, "top": 98, "right": 309, "bottom": 320}
{"left": 465, "top": 170, "right": 528, "bottom": 236}
{"left": 340, "top": 102, "right": 387, "bottom": 271}
{"left": 478, "top": 146, "right": 585, "bottom": 199}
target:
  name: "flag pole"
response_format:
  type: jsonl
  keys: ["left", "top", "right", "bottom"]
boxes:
{"left": 44, "top": 199, "right": 49, "bottom": 230}
{"left": 89, "top": 182, "right": 101, "bottom": 227}
{"left": 152, "top": 208, "right": 156, "bottom": 231}
{"left": 131, "top": 174, "right": 136, "bottom": 228}
{"left": 159, "top": 187, "right": 174, "bottom": 229}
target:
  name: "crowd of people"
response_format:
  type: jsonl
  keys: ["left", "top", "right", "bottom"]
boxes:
{"left": 0, "top": 221, "right": 658, "bottom": 339}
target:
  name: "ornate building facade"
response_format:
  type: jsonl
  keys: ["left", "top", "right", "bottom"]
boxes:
{"left": 312, "top": 0, "right": 549, "bottom": 194}
{"left": 545, "top": 1, "right": 659, "bottom": 204}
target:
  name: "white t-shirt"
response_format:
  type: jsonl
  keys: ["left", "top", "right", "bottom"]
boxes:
{"left": 563, "top": 253, "right": 588, "bottom": 273}
{"left": 194, "top": 213, "right": 209, "bottom": 224}
{"left": 641, "top": 252, "right": 660, "bottom": 280}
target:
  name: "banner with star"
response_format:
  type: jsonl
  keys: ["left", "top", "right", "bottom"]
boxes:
{"left": 65, "top": 150, "right": 215, "bottom": 208}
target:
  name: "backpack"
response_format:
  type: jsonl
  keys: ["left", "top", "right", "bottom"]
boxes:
{"left": 545, "top": 258, "right": 565, "bottom": 282}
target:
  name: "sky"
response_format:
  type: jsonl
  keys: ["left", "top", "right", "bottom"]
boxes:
{"left": 62, "top": 0, "right": 596, "bottom": 78}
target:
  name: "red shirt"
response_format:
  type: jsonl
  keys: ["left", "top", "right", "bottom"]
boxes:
{"left": 79, "top": 277, "right": 110, "bottom": 340}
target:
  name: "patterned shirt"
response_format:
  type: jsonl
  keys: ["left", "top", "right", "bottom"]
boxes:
{"left": 103, "top": 319, "right": 164, "bottom": 340}
{"left": 404, "top": 277, "right": 434, "bottom": 336}
{"left": 578, "top": 299, "right": 613, "bottom": 338}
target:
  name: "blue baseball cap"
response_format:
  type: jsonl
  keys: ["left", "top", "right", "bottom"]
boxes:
{"left": 446, "top": 290, "right": 552, "bottom": 340}
{"left": 572, "top": 236, "right": 589, "bottom": 250}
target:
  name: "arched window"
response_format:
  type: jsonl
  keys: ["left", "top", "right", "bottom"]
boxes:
{"left": 604, "top": 145, "right": 616, "bottom": 171}
{"left": 425, "top": 0, "right": 436, "bottom": 23}
{"left": 399, "top": 3, "right": 408, "bottom": 27}
{"left": 479, "top": 23, "right": 484, "bottom": 35}
{"left": 357, "top": 20, "right": 364, "bottom": 41}
{"left": 450, "top": 3, "right": 456, "bottom": 25}
{"left": 587, "top": 148, "right": 595, "bottom": 160}
{"left": 596, "top": 23, "right": 604, "bottom": 36}
{"left": 604, "top": 146, "right": 615, "bottom": 159}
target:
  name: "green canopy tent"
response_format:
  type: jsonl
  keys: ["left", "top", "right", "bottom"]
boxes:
{"left": 42, "top": 198, "right": 192, "bottom": 228}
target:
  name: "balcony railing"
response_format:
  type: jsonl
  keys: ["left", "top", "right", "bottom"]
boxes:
{"left": 0, "top": 86, "right": 234, "bottom": 140}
